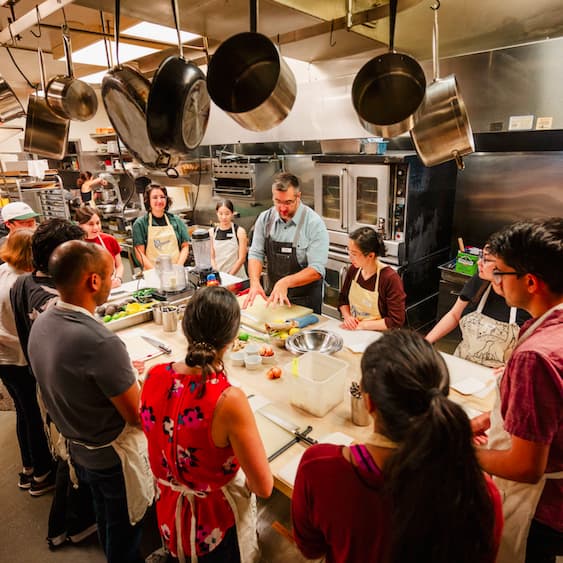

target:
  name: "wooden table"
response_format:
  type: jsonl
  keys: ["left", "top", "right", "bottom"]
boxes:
{"left": 118, "top": 316, "right": 496, "bottom": 498}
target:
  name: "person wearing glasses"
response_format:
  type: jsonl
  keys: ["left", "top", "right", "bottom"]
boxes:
{"left": 244, "top": 172, "right": 329, "bottom": 313}
{"left": 426, "top": 243, "right": 529, "bottom": 368}
{"left": 471, "top": 218, "right": 562, "bottom": 563}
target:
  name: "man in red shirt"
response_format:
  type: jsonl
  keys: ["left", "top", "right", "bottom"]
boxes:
{"left": 473, "top": 217, "right": 562, "bottom": 563}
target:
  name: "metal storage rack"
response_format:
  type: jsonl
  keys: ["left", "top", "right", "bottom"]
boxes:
{"left": 10, "top": 174, "right": 70, "bottom": 220}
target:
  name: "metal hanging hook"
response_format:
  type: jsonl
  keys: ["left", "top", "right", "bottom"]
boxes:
{"left": 431, "top": 0, "right": 440, "bottom": 11}
{"left": 329, "top": 20, "right": 336, "bottom": 47}
{"left": 29, "top": 5, "right": 42, "bottom": 38}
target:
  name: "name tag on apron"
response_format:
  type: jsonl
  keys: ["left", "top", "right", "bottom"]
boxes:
{"left": 281, "top": 247, "right": 292, "bottom": 253}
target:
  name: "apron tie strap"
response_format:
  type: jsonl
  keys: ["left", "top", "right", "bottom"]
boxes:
{"left": 157, "top": 478, "right": 207, "bottom": 563}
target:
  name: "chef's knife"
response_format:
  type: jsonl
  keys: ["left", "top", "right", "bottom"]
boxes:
{"left": 257, "top": 408, "right": 318, "bottom": 446}
{"left": 141, "top": 335, "right": 172, "bottom": 354}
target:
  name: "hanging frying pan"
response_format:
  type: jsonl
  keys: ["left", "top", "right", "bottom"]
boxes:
{"left": 351, "top": 0, "right": 426, "bottom": 138}
{"left": 207, "top": 0, "right": 296, "bottom": 132}
{"left": 102, "top": 0, "right": 175, "bottom": 169}
{"left": 23, "top": 48, "right": 69, "bottom": 160}
{"left": 147, "top": 0, "right": 209, "bottom": 154}
{"left": 0, "top": 72, "right": 25, "bottom": 123}
{"left": 410, "top": 1, "right": 474, "bottom": 170}
{"left": 45, "top": 25, "right": 98, "bottom": 122}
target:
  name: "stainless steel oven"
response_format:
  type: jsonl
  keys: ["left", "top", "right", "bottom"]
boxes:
{"left": 323, "top": 246, "right": 351, "bottom": 318}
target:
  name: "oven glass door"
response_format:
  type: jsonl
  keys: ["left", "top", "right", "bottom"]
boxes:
{"left": 323, "top": 254, "right": 350, "bottom": 318}
{"left": 347, "top": 165, "right": 390, "bottom": 233}
{"left": 314, "top": 164, "right": 348, "bottom": 233}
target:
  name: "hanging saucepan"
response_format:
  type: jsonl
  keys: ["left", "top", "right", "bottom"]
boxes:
{"left": 0, "top": 72, "right": 25, "bottom": 123}
{"left": 102, "top": 0, "right": 176, "bottom": 170}
{"left": 45, "top": 25, "right": 98, "bottom": 121}
{"left": 207, "top": 0, "right": 296, "bottom": 133}
{"left": 410, "top": 2, "right": 474, "bottom": 170}
{"left": 147, "top": 0, "right": 210, "bottom": 154}
{"left": 351, "top": 0, "right": 426, "bottom": 138}
{"left": 23, "top": 48, "right": 69, "bottom": 160}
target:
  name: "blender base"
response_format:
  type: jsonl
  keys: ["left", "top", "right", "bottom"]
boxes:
{"left": 187, "top": 267, "right": 222, "bottom": 288}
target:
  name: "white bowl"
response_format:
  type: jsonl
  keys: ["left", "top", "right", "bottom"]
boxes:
{"left": 230, "top": 351, "right": 246, "bottom": 366}
{"left": 260, "top": 352, "right": 276, "bottom": 364}
{"left": 244, "top": 343, "right": 261, "bottom": 355}
{"left": 244, "top": 354, "right": 262, "bottom": 370}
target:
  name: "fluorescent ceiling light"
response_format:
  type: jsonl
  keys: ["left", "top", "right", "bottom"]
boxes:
{"left": 80, "top": 70, "right": 108, "bottom": 84}
{"left": 124, "top": 22, "right": 200, "bottom": 45}
{"left": 60, "top": 40, "right": 158, "bottom": 65}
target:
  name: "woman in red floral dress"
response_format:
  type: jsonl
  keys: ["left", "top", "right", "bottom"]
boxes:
{"left": 141, "top": 287, "right": 272, "bottom": 562}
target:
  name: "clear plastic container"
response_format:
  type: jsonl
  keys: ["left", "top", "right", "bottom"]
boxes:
{"left": 191, "top": 229, "right": 212, "bottom": 270}
{"left": 284, "top": 351, "right": 348, "bottom": 417}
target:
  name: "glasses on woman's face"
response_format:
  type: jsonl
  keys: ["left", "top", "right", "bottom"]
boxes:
{"left": 478, "top": 250, "right": 496, "bottom": 264}
{"left": 492, "top": 270, "right": 524, "bottom": 285}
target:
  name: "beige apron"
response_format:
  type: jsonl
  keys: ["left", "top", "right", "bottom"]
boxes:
{"left": 158, "top": 468, "right": 259, "bottom": 563}
{"left": 72, "top": 424, "right": 155, "bottom": 525}
{"left": 348, "top": 263, "right": 385, "bottom": 321}
{"left": 212, "top": 225, "right": 247, "bottom": 279}
{"left": 487, "top": 303, "right": 563, "bottom": 563}
{"left": 146, "top": 213, "right": 180, "bottom": 263}
{"left": 455, "top": 284, "right": 520, "bottom": 368}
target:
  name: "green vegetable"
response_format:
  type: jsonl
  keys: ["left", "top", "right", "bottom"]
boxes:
{"left": 238, "top": 332, "right": 249, "bottom": 341}
{"left": 103, "top": 315, "right": 112, "bottom": 323}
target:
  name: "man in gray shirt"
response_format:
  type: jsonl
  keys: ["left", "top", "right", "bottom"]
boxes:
{"left": 28, "top": 241, "right": 148, "bottom": 563}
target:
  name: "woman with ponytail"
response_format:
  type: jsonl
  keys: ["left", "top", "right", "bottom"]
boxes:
{"left": 141, "top": 286, "right": 272, "bottom": 562}
{"left": 292, "top": 330, "right": 503, "bottom": 563}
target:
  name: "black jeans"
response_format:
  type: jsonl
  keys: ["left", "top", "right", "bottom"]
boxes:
{"left": 526, "top": 519, "right": 563, "bottom": 563}
{"left": 0, "top": 364, "right": 53, "bottom": 474}
{"left": 75, "top": 462, "right": 144, "bottom": 563}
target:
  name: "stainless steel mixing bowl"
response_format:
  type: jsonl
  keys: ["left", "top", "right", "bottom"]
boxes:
{"left": 285, "top": 330, "right": 343, "bottom": 355}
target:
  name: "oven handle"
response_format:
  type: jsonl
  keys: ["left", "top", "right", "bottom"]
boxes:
{"left": 339, "top": 264, "right": 349, "bottom": 288}
{"left": 340, "top": 167, "right": 346, "bottom": 230}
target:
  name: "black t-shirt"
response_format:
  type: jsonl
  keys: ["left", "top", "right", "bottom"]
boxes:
{"left": 460, "top": 274, "right": 530, "bottom": 325}
{"left": 214, "top": 224, "right": 239, "bottom": 243}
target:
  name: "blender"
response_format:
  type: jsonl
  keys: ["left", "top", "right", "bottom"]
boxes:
{"left": 188, "top": 229, "right": 221, "bottom": 287}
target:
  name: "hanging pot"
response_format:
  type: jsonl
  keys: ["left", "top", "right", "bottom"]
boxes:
{"left": 45, "top": 26, "right": 98, "bottom": 121}
{"left": 207, "top": 31, "right": 296, "bottom": 132}
{"left": 102, "top": 0, "right": 176, "bottom": 170}
{"left": 410, "top": 2, "right": 474, "bottom": 170}
{"left": 23, "top": 48, "right": 69, "bottom": 160}
{"left": 0, "top": 73, "right": 25, "bottom": 123}
{"left": 146, "top": 0, "right": 210, "bottom": 154}
{"left": 351, "top": 0, "right": 426, "bottom": 138}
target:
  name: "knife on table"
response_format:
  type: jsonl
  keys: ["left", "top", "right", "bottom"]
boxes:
{"left": 257, "top": 408, "right": 318, "bottom": 446}
{"left": 141, "top": 335, "right": 172, "bottom": 354}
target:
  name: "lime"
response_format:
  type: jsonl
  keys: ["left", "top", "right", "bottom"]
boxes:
{"left": 103, "top": 315, "right": 112, "bottom": 323}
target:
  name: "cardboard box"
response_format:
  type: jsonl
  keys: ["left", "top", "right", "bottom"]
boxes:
{"left": 455, "top": 251, "right": 479, "bottom": 276}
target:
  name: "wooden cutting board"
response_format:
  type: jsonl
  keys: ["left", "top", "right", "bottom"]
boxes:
{"left": 237, "top": 295, "right": 313, "bottom": 333}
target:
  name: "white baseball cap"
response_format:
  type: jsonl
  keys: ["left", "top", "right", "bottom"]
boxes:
{"left": 1, "top": 202, "right": 40, "bottom": 223}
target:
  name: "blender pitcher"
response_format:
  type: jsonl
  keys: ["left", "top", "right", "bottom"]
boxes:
{"left": 191, "top": 229, "right": 212, "bottom": 270}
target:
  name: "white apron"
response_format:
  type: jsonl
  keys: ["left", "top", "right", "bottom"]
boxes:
{"left": 487, "top": 303, "right": 563, "bottom": 563}
{"left": 348, "top": 263, "right": 385, "bottom": 321}
{"left": 146, "top": 213, "right": 180, "bottom": 263}
{"left": 71, "top": 424, "right": 155, "bottom": 525}
{"left": 158, "top": 468, "right": 259, "bottom": 563}
{"left": 455, "top": 284, "right": 520, "bottom": 368}
{"left": 212, "top": 225, "right": 247, "bottom": 279}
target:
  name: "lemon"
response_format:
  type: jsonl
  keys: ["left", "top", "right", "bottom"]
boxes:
{"left": 125, "top": 303, "right": 142, "bottom": 314}
{"left": 288, "top": 327, "right": 300, "bottom": 336}
{"left": 279, "top": 331, "right": 289, "bottom": 340}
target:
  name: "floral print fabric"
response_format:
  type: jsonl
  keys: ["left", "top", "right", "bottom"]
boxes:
{"left": 141, "top": 363, "right": 239, "bottom": 557}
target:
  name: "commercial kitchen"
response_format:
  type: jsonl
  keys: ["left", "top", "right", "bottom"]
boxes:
{"left": 0, "top": 0, "right": 562, "bottom": 562}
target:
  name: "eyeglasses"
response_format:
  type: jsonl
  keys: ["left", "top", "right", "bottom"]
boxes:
{"left": 492, "top": 270, "right": 524, "bottom": 284}
{"left": 478, "top": 250, "right": 495, "bottom": 264}
{"left": 273, "top": 198, "right": 297, "bottom": 207}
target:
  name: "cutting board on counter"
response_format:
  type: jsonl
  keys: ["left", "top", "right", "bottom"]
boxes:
{"left": 237, "top": 295, "right": 313, "bottom": 333}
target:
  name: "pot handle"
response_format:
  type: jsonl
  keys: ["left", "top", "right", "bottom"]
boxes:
{"left": 453, "top": 150, "right": 465, "bottom": 171}
{"left": 37, "top": 47, "right": 47, "bottom": 94}
{"left": 431, "top": 1, "right": 440, "bottom": 81}
{"left": 171, "top": 0, "right": 183, "bottom": 60}
{"left": 62, "top": 25, "right": 74, "bottom": 79}
{"left": 389, "top": 0, "right": 397, "bottom": 52}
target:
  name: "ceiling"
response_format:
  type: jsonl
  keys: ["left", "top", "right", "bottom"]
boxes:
{"left": 1, "top": 0, "right": 563, "bottom": 112}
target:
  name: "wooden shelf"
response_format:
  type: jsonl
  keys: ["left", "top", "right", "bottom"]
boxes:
{"left": 90, "top": 133, "right": 118, "bottom": 143}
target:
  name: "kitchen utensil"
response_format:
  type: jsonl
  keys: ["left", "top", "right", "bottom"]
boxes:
{"left": 191, "top": 229, "right": 212, "bottom": 270}
{"left": 46, "top": 25, "right": 98, "bottom": 121}
{"left": 141, "top": 335, "right": 172, "bottom": 354}
{"left": 146, "top": 0, "right": 210, "bottom": 155}
{"left": 229, "top": 351, "right": 246, "bottom": 366}
{"left": 285, "top": 330, "right": 343, "bottom": 355}
{"left": 161, "top": 306, "right": 178, "bottom": 332}
{"left": 351, "top": 0, "right": 426, "bottom": 137}
{"left": 24, "top": 48, "right": 70, "bottom": 160}
{"left": 0, "top": 73, "right": 25, "bottom": 123}
{"left": 350, "top": 395, "right": 371, "bottom": 426}
{"left": 411, "top": 2, "right": 474, "bottom": 169}
{"left": 257, "top": 408, "right": 318, "bottom": 446}
{"left": 458, "top": 237, "right": 465, "bottom": 252}
{"left": 151, "top": 302, "right": 163, "bottom": 324}
{"left": 102, "top": 0, "right": 177, "bottom": 170}
{"left": 244, "top": 354, "right": 262, "bottom": 370}
{"left": 207, "top": 0, "right": 296, "bottom": 132}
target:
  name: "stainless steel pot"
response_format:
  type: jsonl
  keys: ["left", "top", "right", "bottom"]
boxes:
{"left": 24, "top": 49, "right": 70, "bottom": 160}
{"left": 0, "top": 74, "right": 25, "bottom": 123}
{"left": 46, "top": 26, "right": 98, "bottom": 122}
{"left": 410, "top": 4, "right": 474, "bottom": 169}
{"left": 207, "top": 32, "right": 296, "bottom": 132}
{"left": 351, "top": 0, "right": 426, "bottom": 138}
